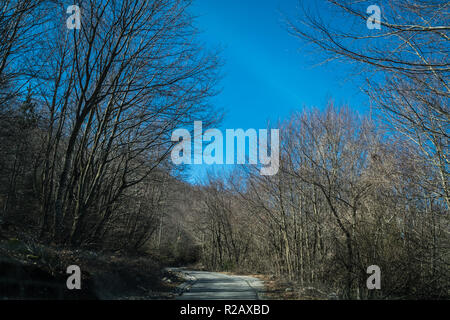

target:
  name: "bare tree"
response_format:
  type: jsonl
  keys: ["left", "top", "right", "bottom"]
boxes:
{"left": 288, "top": 0, "right": 449, "bottom": 208}
{"left": 31, "top": 0, "right": 220, "bottom": 242}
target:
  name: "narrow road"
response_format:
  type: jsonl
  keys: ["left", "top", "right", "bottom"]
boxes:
{"left": 171, "top": 269, "right": 264, "bottom": 300}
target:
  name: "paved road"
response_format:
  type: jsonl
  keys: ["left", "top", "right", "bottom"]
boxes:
{"left": 171, "top": 269, "right": 264, "bottom": 300}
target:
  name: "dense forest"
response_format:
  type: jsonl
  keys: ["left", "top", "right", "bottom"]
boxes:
{"left": 0, "top": 0, "right": 448, "bottom": 299}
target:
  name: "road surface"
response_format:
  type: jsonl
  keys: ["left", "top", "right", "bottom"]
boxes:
{"left": 171, "top": 269, "right": 264, "bottom": 300}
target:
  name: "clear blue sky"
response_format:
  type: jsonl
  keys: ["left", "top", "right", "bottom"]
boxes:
{"left": 186, "top": 0, "right": 369, "bottom": 182}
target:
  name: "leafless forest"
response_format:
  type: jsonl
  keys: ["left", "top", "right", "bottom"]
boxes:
{"left": 0, "top": 0, "right": 448, "bottom": 299}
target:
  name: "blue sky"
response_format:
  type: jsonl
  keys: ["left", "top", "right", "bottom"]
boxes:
{"left": 185, "top": 0, "right": 369, "bottom": 182}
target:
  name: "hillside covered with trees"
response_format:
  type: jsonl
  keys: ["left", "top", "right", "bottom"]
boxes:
{"left": 0, "top": 0, "right": 448, "bottom": 300}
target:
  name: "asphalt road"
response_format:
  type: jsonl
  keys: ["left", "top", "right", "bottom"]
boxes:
{"left": 172, "top": 269, "right": 264, "bottom": 300}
